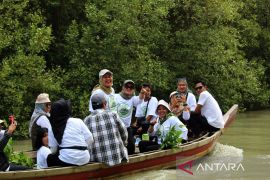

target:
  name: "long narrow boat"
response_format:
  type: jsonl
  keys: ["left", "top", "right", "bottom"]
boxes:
{"left": 1, "top": 104, "right": 238, "bottom": 180}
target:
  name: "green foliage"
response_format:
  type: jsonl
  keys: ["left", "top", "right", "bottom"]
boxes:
{"left": 160, "top": 125, "right": 183, "bottom": 150}
{"left": 168, "top": 0, "right": 270, "bottom": 111}
{"left": 4, "top": 138, "right": 34, "bottom": 167}
{"left": 63, "top": 0, "right": 175, "bottom": 115}
{"left": 0, "top": 0, "right": 60, "bottom": 138}
{"left": 1, "top": 0, "right": 270, "bottom": 139}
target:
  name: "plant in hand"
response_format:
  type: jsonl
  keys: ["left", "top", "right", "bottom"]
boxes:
{"left": 160, "top": 125, "right": 183, "bottom": 150}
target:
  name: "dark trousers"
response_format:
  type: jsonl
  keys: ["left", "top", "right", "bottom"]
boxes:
{"left": 9, "top": 163, "right": 31, "bottom": 171}
{"left": 47, "top": 152, "right": 76, "bottom": 167}
{"left": 138, "top": 140, "right": 160, "bottom": 153}
{"left": 126, "top": 127, "right": 135, "bottom": 155}
{"left": 188, "top": 113, "right": 220, "bottom": 137}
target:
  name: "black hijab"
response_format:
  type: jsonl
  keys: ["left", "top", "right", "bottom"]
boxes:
{"left": 49, "top": 99, "right": 72, "bottom": 145}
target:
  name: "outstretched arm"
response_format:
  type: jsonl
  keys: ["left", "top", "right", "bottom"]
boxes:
{"left": 0, "top": 122, "right": 16, "bottom": 151}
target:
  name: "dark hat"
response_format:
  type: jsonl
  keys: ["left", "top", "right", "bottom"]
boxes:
{"left": 91, "top": 93, "right": 106, "bottom": 107}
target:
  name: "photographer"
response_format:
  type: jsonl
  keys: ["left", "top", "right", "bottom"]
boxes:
{"left": 0, "top": 119, "right": 31, "bottom": 171}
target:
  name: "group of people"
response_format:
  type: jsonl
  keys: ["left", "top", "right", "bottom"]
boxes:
{"left": 0, "top": 68, "right": 224, "bottom": 171}
{"left": 87, "top": 69, "right": 224, "bottom": 154}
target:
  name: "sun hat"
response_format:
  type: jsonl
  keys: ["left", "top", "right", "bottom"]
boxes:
{"left": 99, "top": 69, "right": 113, "bottom": 78}
{"left": 156, "top": 100, "right": 171, "bottom": 113}
{"left": 35, "top": 93, "right": 51, "bottom": 104}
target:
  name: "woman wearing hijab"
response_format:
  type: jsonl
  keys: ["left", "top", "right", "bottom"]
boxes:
{"left": 47, "top": 99, "right": 93, "bottom": 167}
{"left": 138, "top": 100, "right": 188, "bottom": 153}
{"left": 29, "top": 93, "right": 56, "bottom": 150}
{"left": 89, "top": 69, "right": 115, "bottom": 113}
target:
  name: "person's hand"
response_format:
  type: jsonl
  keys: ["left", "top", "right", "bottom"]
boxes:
{"left": 180, "top": 95, "right": 186, "bottom": 103}
{"left": 137, "top": 127, "right": 143, "bottom": 133}
{"left": 140, "top": 87, "right": 147, "bottom": 94}
{"left": 139, "top": 87, "right": 147, "bottom": 99}
{"left": 183, "top": 105, "right": 190, "bottom": 112}
{"left": 7, "top": 121, "right": 17, "bottom": 135}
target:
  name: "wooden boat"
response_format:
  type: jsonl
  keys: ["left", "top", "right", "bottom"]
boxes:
{"left": 1, "top": 104, "right": 238, "bottom": 180}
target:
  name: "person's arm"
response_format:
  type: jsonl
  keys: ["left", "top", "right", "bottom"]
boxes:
{"left": 115, "top": 113, "right": 128, "bottom": 144}
{"left": 194, "top": 104, "right": 202, "bottom": 114}
{"left": 81, "top": 120, "right": 94, "bottom": 148}
{"left": 0, "top": 122, "right": 16, "bottom": 151}
{"left": 182, "top": 106, "right": 190, "bottom": 120}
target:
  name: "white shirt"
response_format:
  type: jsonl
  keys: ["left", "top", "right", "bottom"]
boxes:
{"left": 89, "top": 88, "right": 115, "bottom": 112}
{"left": 150, "top": 116, "right": 188, "bottom": 141}
{"left": 186, "top": 92, "right": 197, "bottom": 111}
{"left": 135, "top": 97, "right": 158, "bottom": 122}
{"left": 36, "top": 116, "right": 58, "bottom": 150}
{"left": 197, "top": 91, "right": 224, "bottom": 128}
{"left": 107, "top": 94, "right": 142, "bottom": 127}
{"left": 50, "top": 118, "right": 94, "bottom": 165}
{"left": 37, "top": 146, "right": 51, "bottom": 169}
{"left": 0, "top": 130, "right": 5, "bottom": 140}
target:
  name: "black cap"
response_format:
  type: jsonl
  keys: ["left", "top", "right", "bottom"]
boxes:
{"left": 91, "top": 93, "right": 106, "bottom": 110}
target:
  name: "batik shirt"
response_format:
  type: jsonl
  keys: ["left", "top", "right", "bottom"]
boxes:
{"left": 84, "top": 109, "right": 128, "bottom": 166}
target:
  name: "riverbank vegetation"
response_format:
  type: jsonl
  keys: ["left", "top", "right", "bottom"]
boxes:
{"left": 1, "top": 0, "right": 270, "bottom": 139}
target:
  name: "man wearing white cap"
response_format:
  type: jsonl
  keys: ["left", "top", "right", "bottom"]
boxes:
{"left": 89, "top": 69, "right": 115, "bottom": 113}
{"left": 107, "top": 80, "right": 146, "bottom": 155}
{"left": 29, "top": 93, "right": 57, "bottom": 151}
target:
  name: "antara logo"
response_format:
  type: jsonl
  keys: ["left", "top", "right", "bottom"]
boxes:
{"left": 178, "top": 160, "right": 194, "bottom": 175}
{"left": 178, "top": 160, "right": 245, "bottom": 175}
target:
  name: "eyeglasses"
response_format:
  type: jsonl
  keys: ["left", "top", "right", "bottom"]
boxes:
{"left": 45, "top": 103, "right": 52, "bottom": 107}
{"left": 195, "top": 86, "right": 203, "bottom": 90}
{"left": 125, "top": 85, "right": 134, "bottom": 89}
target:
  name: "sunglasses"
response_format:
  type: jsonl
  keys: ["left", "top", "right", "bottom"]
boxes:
{"left": 45, "top": 103, "right": 52, "bottom": 107}
{"left": 195, "top": 86, "right": 203, "bottom": 90}
{"left": 125, "top": 85, "right": 134, "bottom": 89}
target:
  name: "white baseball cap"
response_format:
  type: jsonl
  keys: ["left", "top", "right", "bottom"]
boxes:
{"left": 99, "top": 69, "right": 113, "bottom": 78}
{"left": 35, "top": 93, "right": 51, "bottom": 104}
{"left": 169, "top": 91, "right": 179, "bottom": 98}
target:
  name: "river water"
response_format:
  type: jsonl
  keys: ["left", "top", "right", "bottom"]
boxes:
{"left": 119, "top": 109, "right": 270, "bottom": 179}
{"left": 13, "top": 110, "right": 270, "bottom": 179}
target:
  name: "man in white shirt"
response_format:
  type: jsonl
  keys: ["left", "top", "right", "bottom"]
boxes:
{"left": 107, "top": 80, "right": 145, "bottom": 154}
{"left": 190, "top": 81, "right": 224, "bottom": 137}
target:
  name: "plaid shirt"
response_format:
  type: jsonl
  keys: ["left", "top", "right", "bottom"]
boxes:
{"left": 84, "top": 109, "right": 128, "bottom": 166}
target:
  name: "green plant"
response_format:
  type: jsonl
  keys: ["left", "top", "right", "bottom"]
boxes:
{"left": 160, "top": 125, "right": 183, "bottom": 150}
{"left": 4, "top": 138, "right": 34, "bottom": 167}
